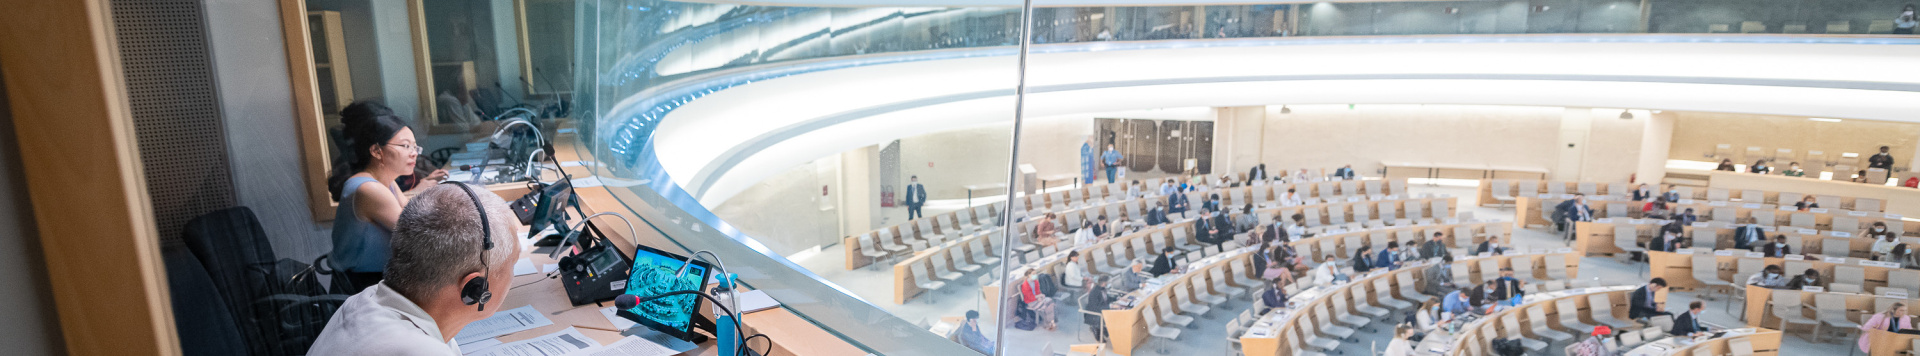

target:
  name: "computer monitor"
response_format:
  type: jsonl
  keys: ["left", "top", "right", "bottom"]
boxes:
{"left": 616, "top": 244, "right": 712, "bottom": 343}
{"left": 525, "top": 179, "right": 576, "bottom": 242}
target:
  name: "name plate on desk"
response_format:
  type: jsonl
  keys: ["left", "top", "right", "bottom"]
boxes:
{"left": 1679, "top": 199, "right": 1696, "bottom": 204}
{"left": 1746, "top": 252, "right": 1765, "bottom": 258}
{"left": 1445, "top": 218, "right": 1460, "bottom": 224}
{"left": 1743, "top": 204, "right": 1762, "bottom": 209}
{"left": 1799, "top": 229, "right": 1818, "bottom": 235}
{"left": 1479, "top": 252, "right": 1493, "bottom": 258}
{"left": 1556, "top": 248, "right": 1576, "bottom": 253}
{"left": 1887, "top": 213, "right": 1904, "bottom": 219}
{"left": 1823, "top": 257, "right": 1847, "bottom": 264}
{"left": 1348, "top": 197, "right": 1362, "bottom": 202}
{"left": 1715, "top": 250, "right": 1736, "bottom": 256}
{"left": 1630, "top": 219, "right": 1645, "bottom": 224}
{"left": 1691, "top": 222, "right": 1710, "bottom": 228}
{"left": 1676, "top": 248, "right": 1695, "bottom": 255}
{"left": 1785, "top": 254, "right": 1806, "bottom": 261}
{"left": 1803, "top": 286, "right": 1826, "bottom": 292}
{"left": 1708, "top": 201, "right": 1728, "bottom": 207}
{"left": 1830, "top": 231, "right": 1851, "bottom": 237}
{"left": 1502, "top": 250, "right": 1520, "bottom": 256}
{"left": 1810, "top": 208, "right": 1829, "bottom": 213}
{"left": 1532, "top": 248, "right": 1549, "bottom": 255}
{"left": 1780, "top": 206, "right": 1798, "bottom": 211}
{"left": 1891, "top": 290, "right": 1911, "bottom": 299}
{"left": 1595, "top": 218, "right": 1614, "bottom": 223}
{"left": 1850, "top": 211, "right": 1870, "bottom": 217}
{"left": 1864, "top": 261, "right": 1902, "bottom": 268}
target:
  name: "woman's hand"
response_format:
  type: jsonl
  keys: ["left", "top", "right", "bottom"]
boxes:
{"left": 423, "top": 169, "right": 449, "bottom": 182}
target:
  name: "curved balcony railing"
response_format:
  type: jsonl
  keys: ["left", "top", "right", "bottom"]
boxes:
{"left": 562, "top": 0, "right": 1920, "bottom": 354}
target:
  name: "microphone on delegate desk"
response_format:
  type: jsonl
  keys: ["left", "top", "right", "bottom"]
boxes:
{"left": 613, "top": 294, "right": 641, "bottom": 310}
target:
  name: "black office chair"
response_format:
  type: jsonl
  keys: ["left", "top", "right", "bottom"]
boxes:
{"left": 180, "top": 207, "right": 347, "bottom": 356}
{"left": 163, "top": 241, "right": 247, "bottom": 356}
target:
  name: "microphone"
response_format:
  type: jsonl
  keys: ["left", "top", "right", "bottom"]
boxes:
{"left": 614, "top": 294, "right": 640, "bottom": 310}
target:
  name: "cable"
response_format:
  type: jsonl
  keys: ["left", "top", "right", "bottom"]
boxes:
{"left": 742, "top": 334, "right": 771, "bottom": 356}
{"left": 624, "top": 290, "right": 753, "bottom": 356}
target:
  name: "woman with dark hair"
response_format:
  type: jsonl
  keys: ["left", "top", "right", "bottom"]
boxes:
{"left": 1716, "top": 159, "right": 1737, "bottom": 172}
{"left": 327, "top": 101, "right": 440, "bottom": 294}
{"left": 1749, "top": 159, "right": 1772, "bottom": 174}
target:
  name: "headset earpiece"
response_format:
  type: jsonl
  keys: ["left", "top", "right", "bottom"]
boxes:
{"left": 446, "top": 182, "right": 494, "bottom": 312}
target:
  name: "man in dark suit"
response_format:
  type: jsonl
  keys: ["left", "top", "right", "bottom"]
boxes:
{"left": 1661, "top": 185, "right": 1681, "bottom": 204}
{"left": 904, "top": 175, "right": 927, "bottom": 220}
{"left": 1631, "top": 183, "right": 1653, "bottom": 202}
{"left": 1248, "top": 164, "right": 1267, "bottom": 182}
{"left": 1762, "top": 235, "right": 1792, "bottom": 257}
{"left": 1476, "top": 239, "right": 1503, "bottom": 255}
{"left": 1468, "top": 280, "right": 1496, "bottom": 311}
{"left": 1374, "top": 242, "right": 1401, "bottom": 270}
{"left": 1092, "top": 215, "right": 1112, "bottom": 239}
{"left": 1145, "top": 201, "right": 1169, "bottom": 226}
{"left": 1555, "top": 194, "right": 1594, "bottom": 241}
{"left": 1208, "top": 210, "right": 1234, "bottom": 245}
{"left": 1630, "top": 278, "right": 1671, "bottom": 321}
{"left": 1334, "top": 165, "right": 1356, "bottom": 180}
{"left": 1732, "top": 222, "right": 1766, "bottom": 250}
{"left": 1168, "top": 193, "right": 1190, "bottom": 219}
{"left": 1196, "top": 209, "right": 1220, "bottom": 244}
{"left": 1422, "top": 231, "right": 1453, "bottom": 262}
{"left": 1491, "top": 267, "right": 1526, "bottom": 306}
{"left": 1201, "top": 194, "right": 1221, "bottom": 214}
{"left": 1148, "top": 247, "right": 1177, "bottom": 276}
{"left": 1668, "top": 301, "right": 1710, "bottom": 337}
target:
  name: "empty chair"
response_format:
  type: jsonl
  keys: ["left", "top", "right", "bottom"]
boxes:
{"left": 1395, "top": 273, "right": 1431, "bottom": 302}
{"left": 1677, "top": 186, "right": 1696, "bottom": 200}
{"left": 1708, "top": 188, "right": 1731, "bottom": 201}
{"left": 1365, "top": 180, "right": 1384, "bottom": 197}
{"left": 1327, "top": 204, "right": 1349, "bottom": 225}
{"left": 1155, "top": 294, "right": 1195, "bottom": 328}
{"left": 1171, "top": 285, "right": 1211, "bottom": 317}
{"left": 1578, "top": 182, "right": 1599, "bottom": 196}
{"left": 1299, "top": 320, "right": 1342, "bottom": 353}
{"left": 1348, "top": 286, "right": 1392, "bottom": 318}
{"left": 859, "top": 234, "right": 901, "bottom": 268}
{"left": 1545, "top": 255, "right": 1572, "bottom": 280}
{"left": 1827, "top": 20, "right": 1853, "bottom": 33}
{"left": 946, "top": 248, "right": 983, "bottom": 275}
{"left": 1491, "top": 180, "right": 1517, "bottom": 206}
{"left": 1588, "top": 294, "right": 1636, "bottom": 328}
{"left": 1372, "top": 279, "right": 1415, "bottom": 310}
{"left": 1608, "top": 182, "right": 1629, "bottom": 197}
{"left": 1318, "top": 183, "right": 1338, "bottom": 200}
{"left": 1555, "top": 298, "right": 1600, "bottom": 333}
{"left": 1526, "top": 306, "right": 1576, "bottom": 343}
{"left": 1500, "top": 313, "right": 1549, "bottom": 352}
{"left": 1190, "top": 280, "right": 1228, "bottom": 306}
{"left": 1891, "top": 270, "right": 1920, "bottom": 296}
{"left": 1693, "top": 254, "right": 1735, "bottom": 300}
{"left": 1167, "top": 230, "right": 1204, "bottom": 254}
{"left": 1328, "top": 294, "right": 1375, "bottom": 332}
{"left": 1607, "top": 203, "right": 1627, "bottom": 218}
{"left": 1209, "top": 268, "right": 1248, "bottom": 298}
{"left": 1315, "top": 303, "right": 1359, "bottom": 340}
{"left": 1832, "top": 216, "right": 1860, "bottom": 232}
{"left": 1451, "top": 263, "right": 1474, "bottom": 287}
{"left": 1815, "top": 294, "right": 1861, "bottom": 342}
{"left": 1858, "top": 198, "right": 1884, "bottom": 212}
{"left": 1821, "top": 239, "right": 1853, "bottom": 259}
{"left": 1618, "top": 331, "right": 1644, "bottom": 348}
{"left": 928, "top": 254, "right": 965, "bottom": 282}
{"left": 1778, "top": 192, "right": 1805, "bottom": 206}
{"left": 1740, "top": 189, "right": 1764, "bottom": 203}
{"left": 1771, "top": 289, "right": 1819, "bottom": 340}
{"left": 1379, "top": 202, "right": 1399, "bottom": 221}
{"left": 1142, "top": 307, "right": 1183, "bottom": 354}
{"left": 1517, "top": 180, "right": 1541, "bottom": 196}
{"left": 1832, "top": 266, "right": 1865, "bottom": 293}
{"left": 1430, "top": 199, "right": 1450, "bottom": 219}
{"left": 1817, "top": 195, "right": 1841, "bottom": 210}
{"left": 908, "top": 262, "right": 948, "bottom": 303}
{"left": 1712, "top": 207, "right": 1736, "bottom": 223}
{"left": 1751, "top": 209, "right": 1777, "bottom": 225}
{"left": 1729, "top": 338, "right": 1755, "bottom": 356}
{"left": 1548, "top": 183, "right": 1567, "bottom": 196}
{"left": 1406, "top": 201, "right": 1426, "bottom": 220}
{"left": 1340, "top": 181, "right": 1359, "bottom": 197}
{"left": 1790, "top": 213, "right": 1815, "bottom": 229}
{"left": 1690, "top": 229, "right": 1719, "bottom": 250}
{"left": 1303, "top": 209, "right": 1324, "bottom": 227}
{"left": 1511, "top": 256, "right": 1539, "bottom": 283}
{"left": 1352, "top": 205, "right": 1373, "bottom": 224}
{"left": 1614, "top": 225, "right": 1644, "bottom": 256}
{"left": 1390, "top": 180, "right": 1408, "bottom": 196}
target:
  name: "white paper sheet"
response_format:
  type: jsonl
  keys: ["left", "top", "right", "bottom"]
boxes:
{"left": 454, "top": 305, "right": 555, "bottom": 342}
{"left": 563, "top": 336, "right": 677, "bottom": 356}
{"left": 598, "top": 307, "right": 637, "bottom": 330}
{"left": 514, "top": 260, "right": 538, "bottom": 276}
{"left": 468, "top": 328, "right": 601, "bottom": 356}
{"left": 460, "top": 338, "right": 503, "bottom": 354}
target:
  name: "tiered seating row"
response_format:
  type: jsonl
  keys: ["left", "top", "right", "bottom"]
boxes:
{"left": 1480, "top": 179, "right": 1883, "bottom": 212}
{"left": 1576, "top": 218, "right": 1920, "bottom": 258}
{"left": 1515, "top": 195, "right": 1906, "bottom": 235}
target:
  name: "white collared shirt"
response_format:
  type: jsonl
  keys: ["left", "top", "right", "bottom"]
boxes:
{"left": 309, "top": 283, "right": 463, "bottom": 356}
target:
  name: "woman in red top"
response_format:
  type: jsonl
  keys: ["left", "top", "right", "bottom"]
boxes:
{"left": 1020, "top": 270, "right": 1058, "bottom": 331}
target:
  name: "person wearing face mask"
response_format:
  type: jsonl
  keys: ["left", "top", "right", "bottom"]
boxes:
{"left": 1783, "top": 162, "right": 1807, "bottom": 177}
{"left": 1795, "top": 195, "right": 1820, "bottom": 211}
{"left": 1749, "top": 159, "right": 1772, "bottom": 174}
{"left": 1763, "top": 235, "right": 1794, "bottom": 258}
{"left": 1673, "top": 208, "right": 1699, "bottom": 226}
{"left": 1662, "top": 185, "right": 1681, "bottom": 203}
{"left": 1861, "top": 303, "right": 1914, "bottom": 353}
{"left": 1646, "top": 228, "right": 1679, "bottom": 253}
{"left": 1632, "top": 183, "right": 1654, "bottom": 202}
{"left": 1861, "top": 222, "right": 1892, "bottom": 242}
{"left": 1279, "top": 187, "right": 1304, "bottom": 206}
{"left": 1411, "top": 300, "right": 1445, "bottom": 332}
{"left": 1716, "top": 159, "right": 1737, "bottom": 172}
{"left": 1786, "top": 268, "right": 1825, "bottom": 290}
{"left": 1747, "top": 265, "right": 1787, "bottom": 288}
{"left": 1872, "top": 231, "right": 1903, "bottom": 261}
{"left": 1314, "top": 254, "right": 1349, "bottom": 284}
{"left": 1733, "top": 222, "right": 1766, "bottom": 250}
{"left": 1476, "top": 238, "right": 1504, "bottom": 255}
{"left": 1899, "top": 5, "right": 1919, "bottom": 34}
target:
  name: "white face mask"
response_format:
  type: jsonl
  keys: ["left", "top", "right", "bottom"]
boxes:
{"left": 1876, "top": 227, "right": 1886, "bottom": 232}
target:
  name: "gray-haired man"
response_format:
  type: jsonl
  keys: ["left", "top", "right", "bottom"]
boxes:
{"left": 310, "top": 184, "right": 525, "bottom": 355}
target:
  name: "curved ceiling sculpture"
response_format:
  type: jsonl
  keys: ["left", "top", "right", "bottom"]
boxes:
{"left": 615, "top": 35, "right": 1920, "bottom": 206}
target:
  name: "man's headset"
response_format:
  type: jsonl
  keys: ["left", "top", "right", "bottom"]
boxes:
{"left": 447, "top": 182, "right": 496, "bottom": 311}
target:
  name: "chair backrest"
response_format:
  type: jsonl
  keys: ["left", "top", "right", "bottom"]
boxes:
{"left": 1790, "top": 213, "right": 1815, "bottom": 229}
{"left": 1478, "top": 259, "right": 1499, "bottom": 283}
{"left": 1525, "top": 306, "right": 1550, "bottom": 327}
{"left": 1823, "top": 239, "right": 1852, "bottom": 258}
{"left": 1451, "top": 264, "right": 1473, "bottom": 286}
{"left": 1708, "top": 188, "right": 1730, "bottom": 201}
{"left": 1453, "top": 226, "right": 1474, "bottom": 248}
{"left": 1817, "top": 195, "right": 1841, "bottom": 209}
{"left": 1547, "top": 183, "right": 1567, "bottom": 195}
{"left": 1833, "top": 216, "right": 1860, "bottom": 231}
{"left": 1614, "top": 225, "right": 1640, "bottom": 249}
{"left": 1578, "top": 182, "right": 1598, "bottom": 196}
{"left": 910, "top": 260, "right": 932, "bottom": 280}
{"left": 1500, "top": 313, "right": 1524, "bottom": 337}
{"left": 1545, "top": 255, "right": 1570, "bottom": 279}
{"left": 1740, "top": 189, "right": 1764, "bottom": 203}
{"left": 1608, "top": 182, "right": 1628, "bottom": 197}
{"left": 1371, "top": 279, "right": 1394, "bottom": 301}
{"left": 1492, "top": 180, "right": 1512, "bottom": 196}
{"left": 1517, "top": 180, "right": 1540, "bottom": 195}
{"left": 1785, "top": 260, "right": 1813, "bottom": 277}
{"left": 1512, "top": 256, "right": 1537, "bottom": 280}
{"left": 1891, "top": 270, "right": 1920, "bottom": 295}
{"left": 1379, "top": 202, "right": 1398, "bottom": 219}
{"left": 1303, "top": 208, "right": 1323, "bottom": 227}
{"left": 1770, "top": 289, "right": 1801, "bottom": 313}
{"left": 1555, "top": 298, "right": 1582, "bottom": 322}
{"left": 1129, "top": 238, "right": 1149, "bottom": 260}
{"left": 1858, "top": 198, "right": 1884, "bottom": 212}
{"left": 1712, "top": 207, "right": 1736, "bottom": 223}
{"left": 1406, "top": 201, "right": 1426, "bottom": 219}
{"left": 1588, "top": 294, "right": 1615, "bottom": 317}
{"left": 1835, "top": 266, "right": 1865, "bottom": 285}
{"left": 1752, "top": 209, "right": 1776, "bottom": 225}
{"left": 1431, "top": 199, "right": 1450, "bottom": 219}
{"left": 1691, "top": 254, "right": 1720, "bottom": 279}
{"left": 1677, "top": 186, "right": 1695, "bottom": 200}
{"left": 1619, "top": 331, "right": 1642, "bottom": 346}
{"left": 1691, "top": 229, "right": 1718, "bottom": 250}
{"left": 1607, "top": 203, "right": 1627, "bottom": 218}
{"left": 1328, "top": 204, "right": 1348, "bottom": 224}
{"left": 1729, "top": 337, "right": 1755, "bottom": 356}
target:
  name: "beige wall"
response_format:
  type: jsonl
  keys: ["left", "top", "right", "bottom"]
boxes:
{"left": 1253, "top": 104, "right": 1566, "bottom": 177}
{"left": 1668, "top": 112, "right": 1920, "bottom": 172}
{"left": 710, "top": 158, "right": 844, "bottom": 256}
{"left": 1583, "top": 108, "right": 1651, "bottom": 182}
{"left": 898, "top": 125, "right": 1016, "bottom": 200}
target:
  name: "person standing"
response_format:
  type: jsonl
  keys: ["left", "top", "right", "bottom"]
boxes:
{"left": 1860, "top": 303, "right": 1914, "bottom": 353}
{"left": 1101, "top": 144, "right": 1123, "bottom": 184}
{"left": 1897, "top": 5, "right": 1918, "bottom": 35}
{"left": 904, "top": 175, "right": 927, "bottom": 220}
{"left": 1872, "top": 146, "right": 1897, "bottom": 181}
{"left": 1630, "top": 278, "right": 1671, "bottom": 321}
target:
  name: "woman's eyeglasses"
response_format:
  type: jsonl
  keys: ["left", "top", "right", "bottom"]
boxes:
{"left": 386, "top": 142, "right": 423, "bottom": 155}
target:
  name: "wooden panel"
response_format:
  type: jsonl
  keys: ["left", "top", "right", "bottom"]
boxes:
{"left": 0, "top": 0, "right": 178, "bottom": 354}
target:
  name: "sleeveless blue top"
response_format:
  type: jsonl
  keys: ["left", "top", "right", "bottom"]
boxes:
{"left": 330, "top": 176, "right": 396, "bottom": 272}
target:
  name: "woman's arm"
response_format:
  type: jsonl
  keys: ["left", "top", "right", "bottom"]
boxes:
{"left": 353, "top": 181, "right": 404, "bottom": 230}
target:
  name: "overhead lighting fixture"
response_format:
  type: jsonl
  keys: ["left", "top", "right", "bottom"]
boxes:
{"left": 1280, "top": 105, "right": 1292, "bottom": 114}
{"left": 1809, "top": 118, "right": 1842, "bottom": 122}
{"left": 1619, "top": 110, "right": 1634, "bottom": 119}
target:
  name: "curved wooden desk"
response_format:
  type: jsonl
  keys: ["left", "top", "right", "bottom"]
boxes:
{"left": 1623, "top": 328, "right": 1781, "bottom": 356}
{"left": 1648, "top": 251, "right": 1903, "bottom": 293}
